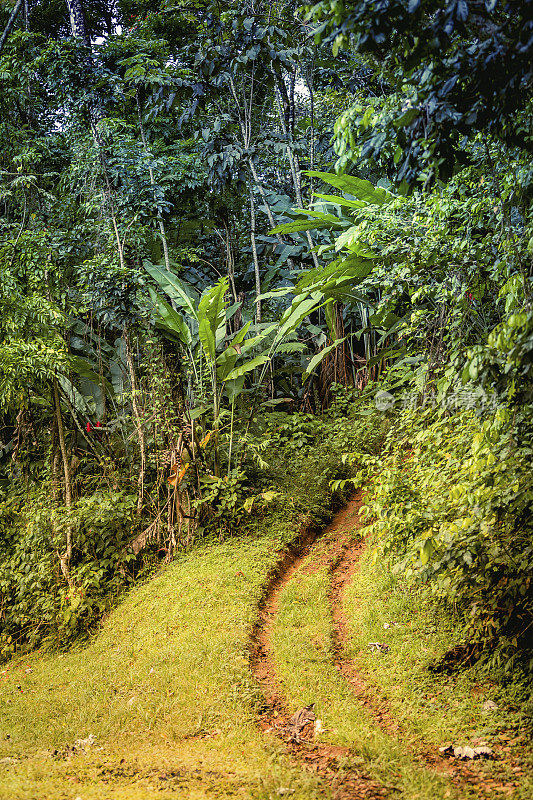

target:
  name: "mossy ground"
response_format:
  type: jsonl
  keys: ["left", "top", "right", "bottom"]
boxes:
{"left": 0, "top": 528, "right": 326, "bottom": 799}
{"left": 344, "top": 544, "right": 533, "bottom": 799}
{"left": 1, "top": 413, "right": 531, "bottom": 799}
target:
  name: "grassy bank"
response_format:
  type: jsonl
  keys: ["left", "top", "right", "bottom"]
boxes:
{"left": 0, "top": 413, "right": 360, "bottom": 800}
{"left": 270, "top": 528, "right": 463, "bottom": 800}
{"left": 344, "top": 546, "right": 533, "bottom": 799}
{"left": 0, "top": 528, "right": 325, "bottom": 799}
{"left": 271, "top": 509, "right": 533, "bottom": 799}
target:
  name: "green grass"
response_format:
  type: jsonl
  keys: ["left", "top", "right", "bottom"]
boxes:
{"left": 2, "top": 407, "right": 530, "bottom": 800}
{"left": 343, "top": 545, "right": 533, "bottom": 799}
{"left": 0, "top": 410, "right": 366, "bottom": 800}
{"left": 270, "top": 533, "right": 466, "bottom": 800}
{"left": 0, "top": 524, "right": 328, "bottom": 800}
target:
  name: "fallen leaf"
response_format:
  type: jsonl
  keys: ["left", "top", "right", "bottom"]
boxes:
{"left": 440, "top": 743, "right": 493, "bottom": 759}
{"left": 314, "top": 718, "right": 325, "bottom": 735}
{"left": 368, "top": 642, "right": 390, "bottom": 653}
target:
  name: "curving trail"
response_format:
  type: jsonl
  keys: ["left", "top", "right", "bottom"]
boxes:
{"left": 249, "top": 494, "right": 512, "bottom": 799}
{"left": 249, "top": 510, "right": 388, "bottom": 800}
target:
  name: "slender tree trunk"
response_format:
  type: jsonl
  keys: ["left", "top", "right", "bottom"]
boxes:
{"left": 303, "top": 63, "right": 316, "bottom": 200}
{"left": 65, "top": 0, "right": 90, "bottom": 46}
{"left": 53, "top": 378, "right": 74, "bottom": 586}
{"left": 249, "top": 187, "right": 261, "bottom": 323}
{"left": 50, "top": 416, "right": 61, "bottom": 502}
{"left": 273, "top": 78, "right": 320, "bottom": 269}
{"left": 0, "top": 0, "right": 23, "bottom": 55}
{"left": 136, "top": 90, "right": 171, "bottom": 270}
{"left": 223, "top": 223, "right": 238, "bottom": 305}
{"left": 124, "top": 327, "right": 146, "bottom": 515}
{"left": 90, "top": 118, "right": 126, "bottom": 269}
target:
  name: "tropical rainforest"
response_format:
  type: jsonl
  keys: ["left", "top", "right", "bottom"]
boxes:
{"left": 0, "top": 1, "right": 532, "bottom": 798}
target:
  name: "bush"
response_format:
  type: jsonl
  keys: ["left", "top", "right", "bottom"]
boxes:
{"left": 0, "top": 489, "right": 138, "bottom": 659}
{"left": 363, "top": 406, "right": 533, "bottom": 675}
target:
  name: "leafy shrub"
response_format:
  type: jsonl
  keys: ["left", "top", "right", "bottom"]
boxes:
{"left": 262, "top": 412, "right": 325, "bottom": 453}
{"left": 363, "top": 406, "right": 533, "bottom": 675}
{"left": 0, "top": 489, "right": 137, "bottom": 659}
{"left": 195, "top": 470, "right": 249, "bottom": 537}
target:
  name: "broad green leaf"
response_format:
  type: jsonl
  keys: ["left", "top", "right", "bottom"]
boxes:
{"left": 269, "top": 219, "right": 336, "bottom": 235}
{"left": 243, "top": 496, "right": 254, "bottom": 513}
{"left": 277, "top": 293, "right": 322, "bottom": 339}
{"left": 70, "top": 356, "right": 114, "bottom": 396}
{"left": 144, "top": 262, "right": 199, "bottom": 319}
{"left": 225, "top": 301, "right": 242, "bottom": 321}
{"left": 198, "top": 277, "right": 229, "bottom": 363}
{"left": 394, "top": 108, "right": 419, "bottom": 129}
{"left": 304, "top": 170, "right": 393, "bottom": 206}
{"left": 148, "top": 288, "right": 192, "bottom": 346}
{"left": 57, "top": 375, "right": 92, "bottom": 414}
{"left": 303, "top": 338, "right": 347, "bottom": 383}
{"left": 256, "top": 287, "right": 294, "bottom": 302}
{"left": 223, "top": 354, "right": 270, "bottom": 381}
{"left": 224, "top": 375, "right": 245, "bottom": 402}
{"left": 240, "top": 324, "right": 277, "bottom": 354}
{"left": 326, "top": 253, "right": 375, "bottom": 276}
{"left": 366, "top": 347, "right": 406, "bottom": 368}
{"left": 312, "top": 192, "right": 366, "bottom": 209}
{"left": 228, "top": 321, "right": 251, "bottom": 350}
{"left": 420, "top": 538, "right": 433, "bottom": 565}
{"left": 289, "top": 208, "right": 347, "bottom": 225}
{"left": 334, "top": 227, "right": 377, "bottom": 256}
{"left": 199, "top": 317, "right": 216, "bottom": 363}
{"left": 216, "top": 347, "right": 239, "bottom": 381}
{"left": 261, "top": 490, "right": 279, "bottom": 502}
{"left": 274, "top": 341, "right": 307, "bottom": 354}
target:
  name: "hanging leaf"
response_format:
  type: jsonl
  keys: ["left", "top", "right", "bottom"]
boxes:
{"left": 70, "top": 356, "right": 114, "bottom": 396}
{"left": 148, "top": 288, "right": 192, "bottom": 346}
{"left": 243, "top": 496, "right": 254, "bottom": 513}
{"left": 304, "top": 171, "right": 393, "bottom": 206}
{"left": 168, "top": 463, "right": 190, "bottom": 487}
{"left": 198, "top": 277, "right": 229, "bottom": 363}
{"left": 199, "top": 430, "right": 214, "bottom": 448}
{"left": 144, "top": 262, "right": 199, "bottom": 320}
{"left": 224, "top": 375, "right": 246, "bottom": 402}
{"left": 302, "top": 338, "right": 347, "bottom": 383}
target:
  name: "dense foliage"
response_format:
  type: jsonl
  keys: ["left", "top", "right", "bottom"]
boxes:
{"left": 0, "top": 0, "right": 531, "bottom": 676}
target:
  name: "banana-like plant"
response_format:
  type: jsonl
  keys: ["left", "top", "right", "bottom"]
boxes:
{"left": 144, "top": 260, "right": 344, "bottom": 471}
{"left": 269, "top": 170, "right": 406, "bottom": 382}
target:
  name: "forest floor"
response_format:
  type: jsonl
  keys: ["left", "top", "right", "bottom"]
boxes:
{"left": 0, "top": 497, "right": 531, "bottom": 799}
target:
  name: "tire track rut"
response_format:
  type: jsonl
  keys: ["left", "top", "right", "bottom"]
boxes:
{"left": 326, "top": 499, "right": 518, "bottom": 798}
{"left": 249, "top": 509, "right": 390, "bottom": 800}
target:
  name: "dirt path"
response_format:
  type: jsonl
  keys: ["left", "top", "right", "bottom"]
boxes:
{"left": 249, "top": 505, "right": 390, "bottom": 800}
{"left": 327, "top": 499, "right": 522, "bottom": 797}
{"left": 326, "top": 501, "right": 466, "bottom": 783}
{"left": 249, "top": 495, "right": 519, "bottom": 799}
